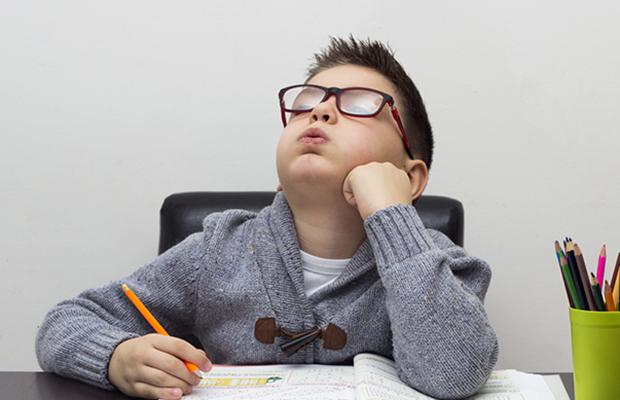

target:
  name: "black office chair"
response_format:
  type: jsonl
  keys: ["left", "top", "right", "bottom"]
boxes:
{"left": 158, "top": 191, "right": 464, "bottom": 255}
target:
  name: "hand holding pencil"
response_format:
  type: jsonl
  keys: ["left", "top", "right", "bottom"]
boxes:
{"left": 108, "top": 284, "right": 212, "bottom": 400}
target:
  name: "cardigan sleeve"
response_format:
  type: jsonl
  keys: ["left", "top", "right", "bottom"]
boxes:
{"left": 363, "top": 204, "right": 498, "bottom": 400}
{"left": 35, "top": 215, "right": 220, "bottom": 390}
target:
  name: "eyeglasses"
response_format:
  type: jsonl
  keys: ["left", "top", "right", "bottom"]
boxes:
{"left": 278, "top": 84, "right": 414, "bottom": 159}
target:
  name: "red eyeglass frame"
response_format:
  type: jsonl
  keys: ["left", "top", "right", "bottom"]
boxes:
{"left": 278, "top": 84, "right": 414, "bottom": 159}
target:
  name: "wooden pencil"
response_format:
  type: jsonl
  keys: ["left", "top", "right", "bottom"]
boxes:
{"left": 560, "top": 254, "right": 583, "bottom": 309}
{"left": 590, "top": 272, "right": 605, "bottom": 311}
{"left": 610, "top": 252, "right": 620, "bottom": 290}
{"left": 565, "top": 240, "right": 588, "bottom": 309}
{"left": 596, "top": 244, "right": 606, "bottom": 295}
{"left": 613, "top": 269, "right": 620, "bottom": 309}
{"left": 604, "top": 280, "right": 616, "bottom": 312}
{"left": 573, "top": 243, "right": 596, "bottom": 311}
{"left": 555, "top": 241, "right": 575, "bottom": 308}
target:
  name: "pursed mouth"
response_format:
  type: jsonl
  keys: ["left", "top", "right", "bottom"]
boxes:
{"left": 298, "top": 127, "right": 329, "bottom": 141}
{"left": 299, "top": 136, "right": 328, "bottom": 144}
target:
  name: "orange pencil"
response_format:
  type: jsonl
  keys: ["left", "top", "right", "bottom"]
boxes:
{"left": 604, "top": 280, "right": 616, "bottom": 312}
{"left": 121, "top": 284, "right": 199, "bottom": 372}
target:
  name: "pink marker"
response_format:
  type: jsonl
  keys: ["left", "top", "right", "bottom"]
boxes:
{"left": 597, "top": 244, "right": 606, "bottom": 291}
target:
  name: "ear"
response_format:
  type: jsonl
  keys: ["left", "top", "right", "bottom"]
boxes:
{"left": 403, "top": 159, "right": 428, "bottom": 203}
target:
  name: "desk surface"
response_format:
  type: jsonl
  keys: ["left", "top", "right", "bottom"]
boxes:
{"left": 0, "top": 371, "right": 575, "bottom": 400}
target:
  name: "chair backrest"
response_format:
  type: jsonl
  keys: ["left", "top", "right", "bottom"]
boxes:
{"left": 159, "top": 192, "right": 464, "bottom": 255}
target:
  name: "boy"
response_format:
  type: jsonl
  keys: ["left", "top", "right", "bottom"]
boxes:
{"left": 36, "top": 35, "right": 498, "bottom": 400}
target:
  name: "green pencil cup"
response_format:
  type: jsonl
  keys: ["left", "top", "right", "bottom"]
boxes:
{"left": 569, "top": 308, "right": 620, "bottom": 400}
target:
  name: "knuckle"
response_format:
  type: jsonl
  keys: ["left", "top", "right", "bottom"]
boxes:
{"left": 141, "top": 368, "right": 164, "bottom": 388}
{"left": 143, "top": 334, "right": 162, "bottom": 349}
{"left": 144, "top": 333, "right": 159, "bottom": 342}
{"left": 181, "top": 382, "right": 192, "bottom": 393}
{"left": 135, "top": 382, "right": 154, "bottom": 398}
{"left": 149, "top": 387, "right": 162, "bottom": 399}
{"left": 173, "top": 339, "right": 187, "bottom": 354}
{"left": 163, "top": 358, "right": 179, "bottom": 373}
{"left": 125, "top": 367, "right": 139, "bottom": 383}
{"left": 153, "top": 368, "right": 170, "bottom": 383}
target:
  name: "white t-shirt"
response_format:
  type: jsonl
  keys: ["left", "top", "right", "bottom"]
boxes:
{"left": 300, "top": 249, "right": 351, "bottom": 298}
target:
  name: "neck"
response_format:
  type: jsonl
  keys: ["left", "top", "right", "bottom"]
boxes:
{"left": 283, "top": 186, "right": 366, "bottom": 259}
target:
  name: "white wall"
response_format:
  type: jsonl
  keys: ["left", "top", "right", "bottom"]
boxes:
{"left": 2, "top": 0, "right": 619, "bottom": 373}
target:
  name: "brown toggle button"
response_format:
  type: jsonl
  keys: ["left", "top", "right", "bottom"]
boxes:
{"left": 254, "top": 317, "right": 347, "bottom": 356}
{"left": 322, "top": 323, "right": 347, "bottom": 350}
{"left": 254, "top": 317, "right": 279, "bottom": 344}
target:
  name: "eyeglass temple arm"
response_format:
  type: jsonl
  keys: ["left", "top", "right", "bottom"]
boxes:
{"left": 280, "top": 102, "right": 288, "bottom": 127}
{"left": 390, "top": 106, "right": 414, "bottom": 159}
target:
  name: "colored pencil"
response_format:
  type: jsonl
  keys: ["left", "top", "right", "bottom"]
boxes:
{"left": 573, "top": 243, "right": 596, "bottom": 311}
{"left": 554, "top": 241, "right": 575, "bottom": 308}
{"left": 596, "top": 244, "right": 606, "bottom": 295}
{"left": 565, "top": 239, "right": 588, "bottom": 309}
{"left": 121, "top": 284, "right": 199, "bottom": 373}
{"left": 590, "top": 273, "right": 605, "bottom": 311}
{"left": 611, "top": 252, "right": 620, "bottom": 294}
{"left": 604, "top": 280, "right": 616, "bottom": 312}
{"left": 613, "top": 269, "right": 620, "bottom": 309}
{"left": 560, "top": 254, "right": 583, "bottom": 309}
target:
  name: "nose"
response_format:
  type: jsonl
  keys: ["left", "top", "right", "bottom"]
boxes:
{"left": 309, "top": 94, "right": 338, "bottom": 124}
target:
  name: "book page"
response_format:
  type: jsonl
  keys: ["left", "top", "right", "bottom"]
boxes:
{"left": 353, "top": 353, "right": 435, "bottom": 400}
{"left": 184, "top": 363, "right": 355, "bottom": 400}
{"left": 353, "top": 353, "right": 557, "bottom": 400}
{"left": 542, "top": 375, "right": 570, "bottom": 400}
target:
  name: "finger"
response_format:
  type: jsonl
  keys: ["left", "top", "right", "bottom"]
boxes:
{"left": 139, "top": 365, "right": 194, "bottom": 394}
{"left": 144, "top": 348, "right": 202, "bottom": 387}
{"left": 341, "top": 174, "right": 357, "bottom": 206}
{"left": 133, "top": 381, "right": 184, "bottom": 400}
{"left": 152, "top": 335, "right": 212, "bottom": 372}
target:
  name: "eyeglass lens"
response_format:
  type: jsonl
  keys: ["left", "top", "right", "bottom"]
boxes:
{"left": 283, "top": 86, "right": 384, "bottom": 116}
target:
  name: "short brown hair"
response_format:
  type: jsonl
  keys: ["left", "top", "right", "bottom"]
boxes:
{"left": 305, "top": 35, "right": 434, "bottom": 170}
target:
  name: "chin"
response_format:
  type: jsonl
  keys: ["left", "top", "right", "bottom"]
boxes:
{"left": 281, "top": 155, "right": 340, "bottom": 184}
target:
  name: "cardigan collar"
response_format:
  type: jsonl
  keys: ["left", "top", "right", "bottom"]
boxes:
{"left": 250, "top": 192, "right": 379, "bottom": 362}
{"left": 255, "top": 192, "right": 376, "bottom": 315}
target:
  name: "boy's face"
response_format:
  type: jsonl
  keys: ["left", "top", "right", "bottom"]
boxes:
{"left": 276, "top": 64, "right": 410, "bottom": 192}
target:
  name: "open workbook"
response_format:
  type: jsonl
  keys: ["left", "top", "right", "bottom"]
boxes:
{"left": 185, "top": 353, "right": 562, "bottom": 399}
